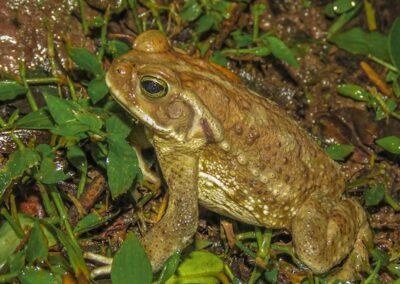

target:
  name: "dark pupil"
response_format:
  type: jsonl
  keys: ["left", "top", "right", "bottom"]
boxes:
{"left": 142, "top": 80, "right": 164, "bottom": 94}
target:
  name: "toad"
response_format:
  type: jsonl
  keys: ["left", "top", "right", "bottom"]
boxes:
{"left": 106, "top": 30, "right": 372, "bottom": 281}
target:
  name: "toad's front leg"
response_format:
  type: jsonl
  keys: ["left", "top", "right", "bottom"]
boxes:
{"left": 142, "top": 145, "right": 199, "bottom": 272}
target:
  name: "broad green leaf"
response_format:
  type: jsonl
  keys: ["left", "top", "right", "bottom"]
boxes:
{"left": 195, "top": 14, "right": 215, "bottom": 34}
{"left": 364, "top": 184, "right": 385, "bottom": 207}
{"left": 8, "top": 250, "right": 25, "bottom": 274}
{"left": 264, "top": 36, "right": 299, "bottom": 68}
{"left": 0, "top": 215, "right": 57, "bottom": 270}
{"left": 337, "top": 84, "right": 370, "bottom": 101}
{"left": 210, "top": 52, "right": 228, "bottom": 67}
{"left": 231, "top": 30, "right": 253, "bottom": 48}
{"left": 324, "top": 3, "right": 336, "bottom": 18}
{"left": 106, "top": 40, "right": 131, "bottom": 58}
{"left": 0, "top": 172, "right": 12, "bottom": 198}
{"left": 330, "top": 28, "right": 390, "bottom": 61}
{"left": 19, "top": 266, "right": 61, "bottom": 284}
{"left": 179, "top": 0, "right": 202, "bottom": 22}
{"left": 389, "top": 17, "right": 400, "bottom": 72}
{"left": 111, "top": 232, "right": 152, "bottom": 284}
{"left": 15, "top": 109, "right": 54, "bottom": 129}
{"left": 264, "top": 268, "right": 278, "bottom": 283}
{"left": 67, "top": 146, "right": 87, "bottom": 172}
{"left": 327, "top": 3, "right": 361, "bottom": 38}
{"left": 158, "top": 252, "right": 181, "bottom": 284}
{"left": 88, "top": 76, "right": 109, "bottom": 103}
{"left": 73, "top": 211, "right": 118, "bottom": 235}
{"left": 0, "top": 80, "right": 27, "bottom": 101}
{"left": 76, "top": 111, "right": 103, "bottom": 131}
{"left": 106, "top": 115, "right": 131, "bottom": 138}
{"left": 43, "top": 93, "right": 81, "bottom": 125}
{"left": 325, "top": 144, "right": 354, "bottom": 161}
{"left": 36, "top": 158, "right": 70, "bottom": 184}
{"left": 376, "top": 136, "right": 400, "bottom": 154}
{"left": 106, "top": 135, "right": 139, "bottom": 198}
{"left": 212, "top": 0, "right": 232, "bottom": 19}
{"left": 26, "top": 220, "right": 48, "bottom": 263}
{"left": 166, "top": 251, "right": 223, "bottom": 284}
{"left": 50, "top": 122, "right": 90, "bottom": 137}
{"left": 330, "top": 0, "right": 359, "bottom": 14}
{"left": 67, "top": 47, "right": 104, "bottom": 77}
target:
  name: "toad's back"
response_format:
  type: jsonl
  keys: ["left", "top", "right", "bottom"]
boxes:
{"left": 171, "top": 63, "right": 346, "bottom": 228}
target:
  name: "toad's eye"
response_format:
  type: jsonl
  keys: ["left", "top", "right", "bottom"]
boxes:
{"left": 140, "top": 76, "right": 168, "bottom": 98}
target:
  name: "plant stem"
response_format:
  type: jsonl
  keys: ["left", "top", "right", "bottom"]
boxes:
{"left": 368, "top": 54, "right": 398, "bottom": 73}
{"left": 49, "top": 185, "right": 77, "bottom": 245}
{"left": 78, "top": 0, "right": 89, "bottom": 35}
{"left": 128, "top": 0, "right": 143, "bottom": 33}
{"left": 1, "top": 208, "right": 24, "bottom": 238}
{"left": 19, "top": 62, "right": 39, "bottom": 112}
{"left": 97, "top": 6, "right": 111, "bottom": 63}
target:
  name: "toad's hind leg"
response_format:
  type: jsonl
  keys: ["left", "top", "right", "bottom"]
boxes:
{"left": 292, "top": 196, "right": 372, "bottom": 281}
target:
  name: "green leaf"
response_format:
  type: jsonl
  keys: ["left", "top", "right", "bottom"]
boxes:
{"left": 324, "top": 3, "right": 336, "bottom": 18}
{"left": 195, "top": 14, "right": 215, "bottom": 34}
{"left": 26, "top": 220, "right": 48, "bottom": 263}
{"left": 231, "top": 30, "right": 253, "bottom": 48}
{"left": 67, "top": 146, "right": 87, "bottom": 172}
{"left": 370, "top": 247, "right": 390, "bottom": 266}
{"left": 15, "top": 109, "right": 54, "bottom": 129}
{"left": 36, "top": 158, "right": 70, "bottom": 184}
{"left": 9, "top": 250, "right": 26, "bottom": 274}
{"left": 67, "top": 47, "right": 104, "bottom": 77}
{"left": 0, "top": 215, "right": 57, "bottom": 270}
{"left": 327, "top": 3, "right": 362, "bottom": 38}
{"left": 19, "top": 266, "right": 62, "bottom": 284}
{"left": 251, "top": 3, "right": 266, "bottom": 17}
{"left": 88, "top": 76, "right": 109, "bottom": 103}
{"left": 330, "top": 28, "right": 390, "bottom": 61}
{"left": 158, "top": 252, "right": 181, "bottom": 284}
{"left": 43, "top": 222, "right": 89, "bottom": 279}
{"left": 264, "top": 268, "right": 278, "bottom": 283}
{"left": 106, "top": 135, "right": 139, "bottom": 198}
{"left": 167, "top": 251, "right": 224, "bottom": 284}
{"left": 179, "top": 0, "right": 202, "bottom": 22}
{"left": 76, "top": 111, "right": 103, "bottom": 131}
{"left": 106, "top": 115, "right": 131, "bottom": 138}
{"left": 0, "top": 80, "right": 27, "bottom": 101}
{"left": 73, "top": 211, "right": 117, "bottom": 235}
{"left": 330, "top": 0, "right": 359, "bottom": 14}
{"left": 337, "top": 84, "right": 370, "bottom": 101}
{"left": 107, "top": 40, "right": 131, "bottom": 58}
{"left": 376, "top": 136, "right": 400, "bottom": 154}
{"left": 364, "top": 184, "right": 385, "bottom": 207}
{"left": 111, "top": 232, "right": 152, "bottom": 284}
{"left": 325, "top": 144, "right": 354, "bottom": 161}
{"left": 210, "top": 52, "right": 228, "bottom": 67}
{"left": 389, "top": 17, "right": 400, "bottom": 72}
{"left": 43, "top": 93, "right": 81, "bottom": 125}
{"left": 50, "top": 122, "right": 90, "bottom": 137}
{"left": 212, "top": 0, "right": 232, "bottom": 19}
{"left": 263, "top": 36, "right": 299, "bottom": 68}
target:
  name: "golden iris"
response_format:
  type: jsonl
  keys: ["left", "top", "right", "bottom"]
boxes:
{"left": 140, "top": 76, "right": 168, "bottom": 98}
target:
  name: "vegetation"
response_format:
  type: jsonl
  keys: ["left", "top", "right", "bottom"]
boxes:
{"left": 0, "top": 0, "right": 399, "bottom": 283}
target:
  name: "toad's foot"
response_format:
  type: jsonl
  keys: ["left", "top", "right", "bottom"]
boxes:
{"left": 292, "top": 196, "right": 372, "bottom": 281}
